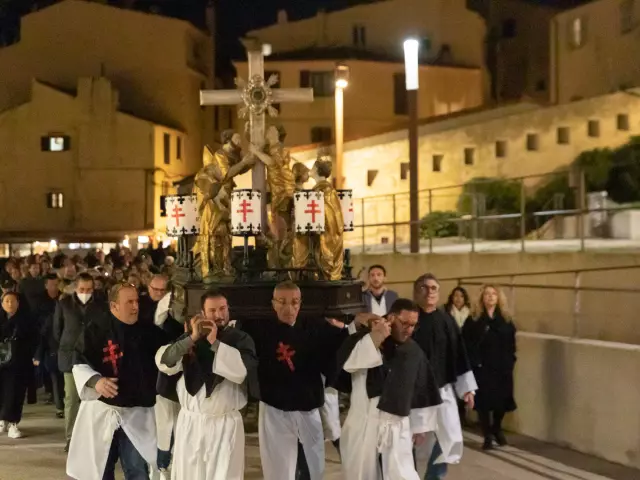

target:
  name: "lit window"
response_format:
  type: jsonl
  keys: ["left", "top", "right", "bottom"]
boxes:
{"left": 47, "top": 192, "right": 64, "bottom": 209}
{"left": 41, "top": 135, "right": 70, "bottom": 152}
{"left": 569, "top": 17, "right": 587, "bottom": 48}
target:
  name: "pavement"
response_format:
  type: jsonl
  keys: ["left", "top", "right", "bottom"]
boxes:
{"left": 0, "top": 402, "right": 638, "bottom": 480}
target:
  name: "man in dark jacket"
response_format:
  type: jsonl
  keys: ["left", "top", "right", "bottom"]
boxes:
{"left": 53, "top": 272, "right": 107, "bottom": 452}
{"left": 33, "top": 274, "right": 64, "bottom": 417}
{"left": 363, "top": 264, "right": 398, "bottom": 316}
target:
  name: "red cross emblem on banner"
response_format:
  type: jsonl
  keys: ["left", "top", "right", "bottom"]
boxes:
{"left": 276, "top": 342, "right": 296, "bottom": 372}
{"left": 237, "top": 199, "right": 253, "bottom": 223}
{"left": 305, "top": 200, "right": 321, "bottom": 223}
{"left": 348, "top": 202, "right": 353, "bottom": 213}
{"left": 102, "top": 340, "right": 124, "bottom": 375}
{"left": 171, "top": 205, "right": 186, "bottom": 226}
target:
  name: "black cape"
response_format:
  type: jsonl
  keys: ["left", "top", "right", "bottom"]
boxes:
{"left": 412, "top": 308, "right": 473, "bottom": 389}
{"left": 74, "top": 314, "right": 166, "bottom": 408}
{"left": 333, "top": 329, "right": 442, "bottom": 417}
{"left": 240, "top": 317, "right": 348, "bottom": 412}
{"left": 173, "top": 327, "right": 260, "bottom": 400}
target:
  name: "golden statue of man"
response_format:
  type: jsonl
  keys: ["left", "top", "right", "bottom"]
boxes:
{"left": 193, "top": 130, "right": 254, "bottom": 280}
{"left": 293, "top": 156, "right": 344, "bottom": 280}
{"left": 250, "top": 125, "right": 296, "bottom": 268}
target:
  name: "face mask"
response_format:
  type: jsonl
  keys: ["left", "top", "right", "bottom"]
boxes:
{"left": 77, "top": 293, "right": 92, "bottom": 305}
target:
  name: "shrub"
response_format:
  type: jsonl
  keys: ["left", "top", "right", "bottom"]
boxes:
{"left": 419, "top": 211, "right": 461, "bottom": 239}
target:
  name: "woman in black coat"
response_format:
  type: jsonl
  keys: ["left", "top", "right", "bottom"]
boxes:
{"left": 0, "top": 291, "right": 36, "bottom": 439}
{"left": 462, "top": 284, "right": 517, "bottom": 450}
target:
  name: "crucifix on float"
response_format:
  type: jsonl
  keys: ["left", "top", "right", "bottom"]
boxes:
{"left": 200, "top": 38, "right": 314, "bottom": 229}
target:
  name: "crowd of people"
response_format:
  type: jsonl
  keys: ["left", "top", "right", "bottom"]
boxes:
{"left": 0, "top": 253, "right": 518, "bottom": 480}
{"left": 0, "top": 246, "right": 175, "bottom": 445}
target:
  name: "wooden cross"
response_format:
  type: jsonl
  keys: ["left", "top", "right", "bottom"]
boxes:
{"left": 200, "top": 40, "right": 314, "bottom": 228}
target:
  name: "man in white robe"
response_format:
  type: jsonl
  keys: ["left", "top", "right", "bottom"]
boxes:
{"left": 156, "top": 289, "right": 258, "bottom": 480}
{"left": 67, "top": 283, "right": 165, "bottom": 480}
{"left": 335, "top": 299, "right": 442, "bottom": 480}
{"left": 411, "top": 274, "right": 478, "bottom": 479}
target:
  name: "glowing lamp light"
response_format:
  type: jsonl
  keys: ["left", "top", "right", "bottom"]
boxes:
{"left": 403, "top": 38, "right": 420, "bottom": 91}
{"left": 123, "top": 236, "right": 130, "bottom": 248}
{"left": 138, "top": 236, "right": 150, "bottom": 244}
{"left": 262, "top": 43, "right": 272, "bottom": 57}
{"left": 49, "top": 239, "right": 57, "bottom": 249}
{"left": 334, "top": 63, "right": 350, "bottom": 89}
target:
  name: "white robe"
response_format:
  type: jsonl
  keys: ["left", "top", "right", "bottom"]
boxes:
{"left": 66, "top": 364, "right": 158, "bottom": 480}
{"left": 416, "top": 370, "right": 478, "bottom": 466}
{"left": 341, "top": 334, "right": 439, "bottom": 480}
{"left": 155, "top": 342, "right": 248, "bottom": 480}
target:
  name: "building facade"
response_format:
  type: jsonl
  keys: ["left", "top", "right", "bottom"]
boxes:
{"left": 0, "top": 77, "right": 189, "bottom": 244}
{"left": 0, "top": 0, "right": 216, "bottom": 246}
{"left": 233, "top": 0, "right": 487, "bottom": 147}
{"left": 291, "top": 90, "right": 640, "bottom": 246}
{"left": 551, "top": 0, "right": 640, "bottom": 103}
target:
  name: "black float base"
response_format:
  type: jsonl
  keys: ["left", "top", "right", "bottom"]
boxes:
{"left": 171, "top": 271, "right": 365, "bottom": 322}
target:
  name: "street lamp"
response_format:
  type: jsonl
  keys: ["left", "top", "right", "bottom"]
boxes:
{"left": 404, "top": 38, "right": 420, "bottom": 253}
{"left": 334, "top": 63, "right": 350, "bottom": 189}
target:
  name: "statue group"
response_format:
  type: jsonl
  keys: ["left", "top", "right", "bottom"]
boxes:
{"left": 192, "top": 126, "right": 345, "bottom": 283}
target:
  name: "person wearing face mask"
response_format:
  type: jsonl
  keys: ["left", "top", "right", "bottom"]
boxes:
{"left": 238, "top": 280, "right": 349, "bottom": 480}
{"left": 53, "top": 272, "right": 108, "bottom": 452}
{"left": 155, "top": 290, "right": 258, "bottom": 480}
{"left": 67, "top": 282, "right": 166, "bottom": 480}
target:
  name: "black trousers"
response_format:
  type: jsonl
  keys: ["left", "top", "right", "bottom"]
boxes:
{"left": 26, "top": 363, "right": 37, "bottom": 404}
{"left": 478, "top": 410, "right": 506, "bottom": 438}
{"left": 0, "top": 367, "right": 28, "bottom": 423}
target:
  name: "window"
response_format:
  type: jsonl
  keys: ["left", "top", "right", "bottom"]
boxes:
{"left": 526, "top": 133, "right": 539, "bottom": 151}
{"left": 176, "top": 137, "right": 182, "bottom": 160}
{"left": 588, "top": 120, "right": 600, "bottom": 137}
{"left": 352, "top": 25, "right": 366, "bottom": 47}
{"left": 160, "top": 196, "right": 167, "bottom": 217}
{"left": 621, "top": 0, "right": 636, "bottom": 34}
{"left": 535, "top": 79, "right": 547, "bottom": 92}
{"left": 400, "top": 162, "right": 410, "bottom": 180}
{"left": 310, "top": 127, "right": 332, "bottom": 144}
{"left": 557, "top": 127, "right": 570, "bottom": 144}
{"left": 421, "top": 36, "right": 432, "bottom": 53}
{"left": 300, "top": 70, "right": 333, "bottom": 97}
{"left": 46, "top": 192, "right": 64, "bottom": 209}
{"left": 265, "top": 70, "right": 281, "bottom": 111}
{"left": 432, "top": 155, "right": 443, "bottom": 172}
{"left": 495, "top": 141, "right": 507, "bottom": 158}
{"left": 617, "top": 114, "right": 630, "bottom": 131}
{"left": 163, "top": 133, "right": 171, "bottom": 165}
{"left": 569, "top": 17, "right": 587, "bottom": 48}
{"left": 41, "top": 135, "right": 70, "bottom": 152}
{"left": 367, "top": 170, "right": 378, "bottom": 187}
{"left": 393, "top": 73, "right": 408, "bottom": 115}
{"left": 464, "top": 148, "right": 475, "bottom": 166}
{"left": 502, "top": 18, "right": 517, "bottom": 38}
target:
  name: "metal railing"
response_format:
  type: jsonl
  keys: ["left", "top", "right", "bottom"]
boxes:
{"left": 347, "top": 167, "right": 640, "bottom": 254}
{"left": 384, "top": 264, "right": 640, "bottom": 344}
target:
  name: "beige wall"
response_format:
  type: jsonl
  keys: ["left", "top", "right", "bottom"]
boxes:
{"left": 248, "top": 0, "right": 486, "bottom": 73}
{"left": 293, "top": 91, "right": 640, "bottom": 246}
{"left": 551, "top": 0, "right": 640, "bottom": 104}
{"left": 512, "top": 333, "right": 640, "bottom": 469}
{"left": 0, "top": 77, "right": 186, "bottom": 240}
{"left": 234, "top": 59, "right": 483, "bottom": 147}
{"left": 0, "top": 0, "right": 214, "bottom": 177}
{"left": 351, "top": 251, "right": 640, "bottom": 344}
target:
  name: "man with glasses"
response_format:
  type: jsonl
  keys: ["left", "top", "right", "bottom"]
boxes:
{"left": 239, "top": 280, "right": 349, "bottom": 480}
{"left": 411, "top": 274, "right": 476, "bottom": 480}
{"left": 67, "top": 282, "right": 165, "bottom": 480}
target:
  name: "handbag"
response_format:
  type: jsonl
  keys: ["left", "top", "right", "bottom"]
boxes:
{"left": 0, "top": 326, "right": 18, "bottom": 369}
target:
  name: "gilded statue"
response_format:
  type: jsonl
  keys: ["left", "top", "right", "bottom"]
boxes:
{"left": 192, "top": 130, "right": 254, "bottom": 281}
{"left": 250, "top": 125, "right": 296, "bottom": 268}
{"left": 291, "top": 163, "right": 311, "bottom": 274}
{"left": 297, "top": 157, "right": 345, "bottom": 281}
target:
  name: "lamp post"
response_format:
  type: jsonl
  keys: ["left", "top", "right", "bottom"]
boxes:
{"left": 404, "top": 38, "right": 420, "bottom": 253}
{"left": 334, "top": 63, "right": 350, "bottom": 189}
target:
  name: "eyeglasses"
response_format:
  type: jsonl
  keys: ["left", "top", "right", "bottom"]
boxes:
{"left": 419, "top": 284, "right": 439, "bottom": 293}
{"left": 272, "top": 298, "right": 301, "bottom": 307}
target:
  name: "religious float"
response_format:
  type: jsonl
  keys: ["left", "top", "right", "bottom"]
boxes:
{"left": 164, "top": 43, "right": 364, "bottom": 323}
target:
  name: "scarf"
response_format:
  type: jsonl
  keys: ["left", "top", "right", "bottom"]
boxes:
{"left": 450, "top": 305, "right": 470, "bottom": 328}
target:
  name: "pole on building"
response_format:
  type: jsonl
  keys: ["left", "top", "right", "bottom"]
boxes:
{"left": 404, "top": 39, "right": 420, "bottom": 254}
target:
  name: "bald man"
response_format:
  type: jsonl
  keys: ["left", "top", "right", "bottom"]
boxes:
{"left": 238, "top": 281, "right": 349, "bottom": 480}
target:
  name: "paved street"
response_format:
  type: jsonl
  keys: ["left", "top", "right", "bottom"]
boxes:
{"left": 0, "top": 403, "right": 637, "bottom": 480}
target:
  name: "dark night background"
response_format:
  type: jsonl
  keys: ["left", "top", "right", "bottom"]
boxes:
{"left": 0, "top": 0, "right": 595, "bottom": 75}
